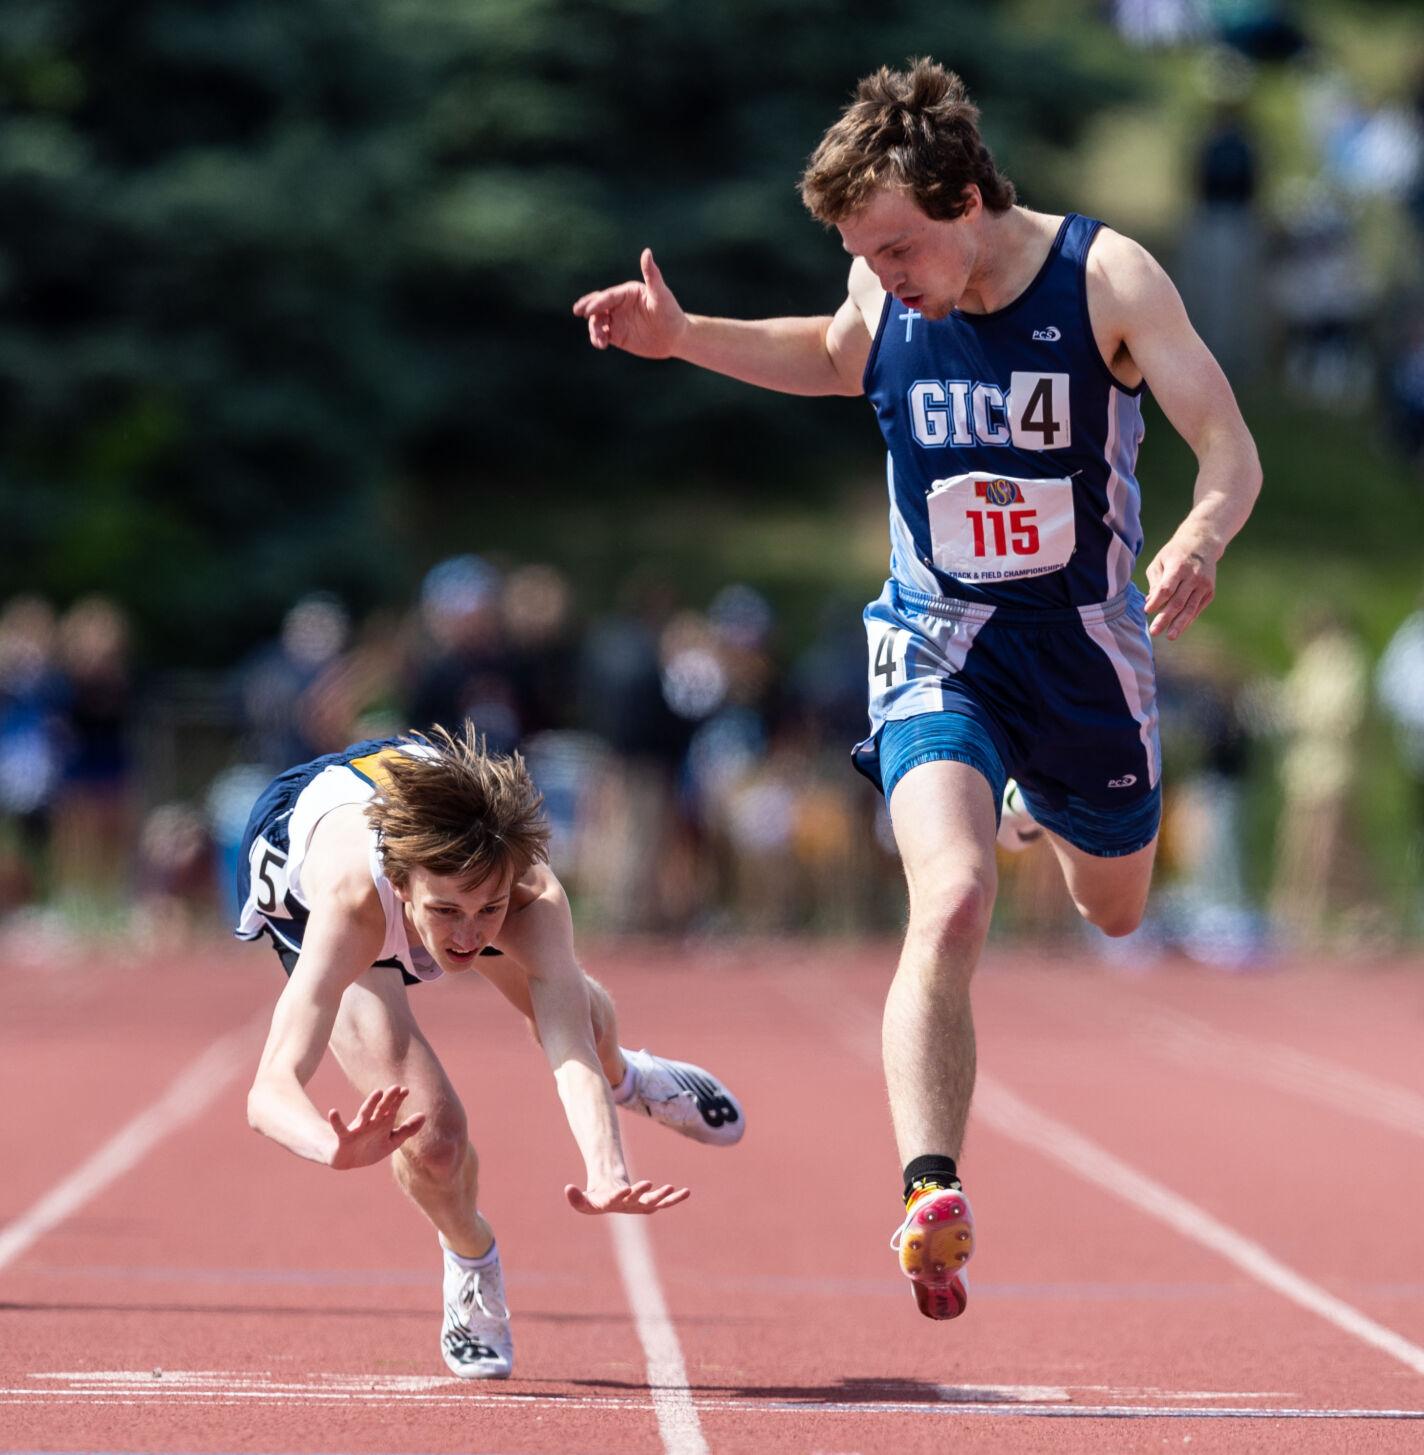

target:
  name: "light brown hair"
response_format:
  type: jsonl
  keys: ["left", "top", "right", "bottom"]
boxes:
{"left": 366, "top": 722, "right": 550, "bottom": 890}
{"left": 800, "top": 58, "right": 1017, "bottom": 225}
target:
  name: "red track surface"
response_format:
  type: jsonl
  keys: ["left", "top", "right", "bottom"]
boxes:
{"left": 4, "top": 935, "right": 1424, "bottom": 1453}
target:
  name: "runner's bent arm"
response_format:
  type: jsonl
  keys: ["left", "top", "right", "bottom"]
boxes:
{"left": 246, "top": 814, "right": 424, "bottom": 1168}
{"left": 1092, "top": 232, "right": 1263, "bottom": 640}
{"left": 573, "top": 247, "right": 871, "bottom": 397}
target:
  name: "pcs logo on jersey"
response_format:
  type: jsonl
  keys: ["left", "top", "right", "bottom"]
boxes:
{"left": 975, "top": 478, "right": 1024, "bottom": 507}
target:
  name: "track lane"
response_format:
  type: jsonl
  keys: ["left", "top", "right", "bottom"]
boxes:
{"left": 5, "top": 938, "right": 1423, "bottom": 1454}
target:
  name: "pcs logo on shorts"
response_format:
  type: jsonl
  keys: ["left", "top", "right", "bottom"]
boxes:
{"left": 975, "top": 478, "right": 1025, "bottom": 507}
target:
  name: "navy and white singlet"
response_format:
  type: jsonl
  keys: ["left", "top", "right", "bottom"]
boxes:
{"left": 234, "top": 737, "right": 445, "bottom": 984}
{"left": 853, "top": 213, "right": 1162, "bottom": 854}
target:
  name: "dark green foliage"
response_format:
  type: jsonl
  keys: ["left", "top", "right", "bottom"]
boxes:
{"left": 0, "top": 0, "right": 1132, "bottom": 660}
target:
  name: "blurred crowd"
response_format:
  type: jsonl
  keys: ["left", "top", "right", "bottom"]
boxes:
{"left": 4, "top": 564, "right": 1424, "bottom": 962}
{"left": 1121, "top": 1, "right": 1424, "bottom": 464}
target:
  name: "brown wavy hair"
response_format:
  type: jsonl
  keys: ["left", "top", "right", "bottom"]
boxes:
{"left": 366, "top": 722, "right": 550, "bottom": 890}
{"left": 800, "top": 58, "right": 1017, "bottom": 225}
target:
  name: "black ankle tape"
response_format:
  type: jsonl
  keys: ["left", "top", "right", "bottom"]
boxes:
{"left": 903, "top": 1155, "right": 961, "bottom": 1204}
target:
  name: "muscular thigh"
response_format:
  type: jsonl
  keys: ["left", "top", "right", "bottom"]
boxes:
{"left": 888, "top": 757, "right": 1000, "bottom": 902}
{"left": 328, "top": 966, "right": 462, "bottom": 1117}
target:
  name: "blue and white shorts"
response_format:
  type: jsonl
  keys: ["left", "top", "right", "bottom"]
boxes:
{"left": 852, "top": 580, "right": 1162, "bottom": 858}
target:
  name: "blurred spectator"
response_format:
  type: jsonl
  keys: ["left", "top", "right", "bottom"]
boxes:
{"left": 1386, "top": 311, "right": 1424, "bottom": 465}
{"left": 1214, "top": 2, "right": 1308, "bottom": 65}
{"left": 50, "top": 595, "right": 137, "bottom": 910}
{"left": 238, "top": 593, "right": 352, "bottom": 767}
{"left": 408, "top": 555, "right": 519, "bottom": 753}
{"left": 0, "top": 596, "right": 69, "bottom": 907}
{"left": 1259, "top": 610, "right": 1370, "bottom": 944}
{"left": 131, "top": 803, "right": 215, "bottom": 949}
{"left": 1110, "top": 0, "right": 1211, "bottom": 48}
{"left": 576, "top": 572, "right": 689, "bottom": 930}
{"left": 1268, "top": 190, "right": 1375, "bottom": 409}
{"left": 1376, "top": 598, "right": 1424, "bottom": 922}
{"left": 301, "top": 607, "right": 407, "bottom": 750}
{"left": 504, "top": 563, "right": 579, "bottom": 739}
{"left": 1153, "top": 634, "right": 1267, "bottom": 964}
{"left": 1177, "top": 103, "right": 1265, "bottom": 385}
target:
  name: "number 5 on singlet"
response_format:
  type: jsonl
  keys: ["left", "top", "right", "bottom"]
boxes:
{"left": 247, "top": 834, "right": 293, "bottom": 918}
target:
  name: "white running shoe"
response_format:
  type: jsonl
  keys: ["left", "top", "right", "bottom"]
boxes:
{"left": 996, "top": 778, "right": 1043, "bottom": 851}
{"left": 617, "top": 1048, "right": 745, "bottom": 1146}
{"left": 441, "top": 1244, "right": 513, "bottom": 1379}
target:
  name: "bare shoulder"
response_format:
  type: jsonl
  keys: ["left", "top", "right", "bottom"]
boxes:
{"left": 303, "top": 804, "right": 382, "bottom": 917}
{"left": 507, "top": 859, "right": 565, "bottom": 914}
{"left": 1087, "top": 227, "right": 1178, "bottom": 316}
{"left": 847, "top": 255, "right": 886, "bottom": 333}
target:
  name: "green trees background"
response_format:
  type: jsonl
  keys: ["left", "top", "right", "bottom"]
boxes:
{"left": 0, "top": 0, "right": 1133, "bottom": 659}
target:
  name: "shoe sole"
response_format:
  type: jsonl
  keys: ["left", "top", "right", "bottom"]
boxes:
{"left": 898, "top": 1191, "right": 973, "bottom": 1321}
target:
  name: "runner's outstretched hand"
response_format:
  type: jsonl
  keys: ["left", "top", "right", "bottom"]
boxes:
{"left": 572, "top": 248, "right": 687, "bottom": 358}
{"left": 326, "top": 1086, "right": 425, "bottom": 1169}
{"left": 565, "top": 1178, "right": 691, "bottom": 1215}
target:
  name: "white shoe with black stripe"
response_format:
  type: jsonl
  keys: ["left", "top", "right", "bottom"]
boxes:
{"left": 618, "top": 1048, "right": 745, "bottom": 1146}
{"left": 441, "top": 1245, "right": 513, "bottom": 1379}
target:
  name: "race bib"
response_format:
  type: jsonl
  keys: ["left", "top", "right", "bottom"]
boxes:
{"left": 247, "top": 833, "right": 293, "bottom": 918}
{"left": 926, "top": 471, "right": 1076, "bottom": 582}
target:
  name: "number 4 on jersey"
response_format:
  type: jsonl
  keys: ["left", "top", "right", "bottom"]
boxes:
{"left": 1009, "top": 371, "right": 1071, "bottom": 451}
{"left": 873, "top": 627, "right": 906, "bottom": 688}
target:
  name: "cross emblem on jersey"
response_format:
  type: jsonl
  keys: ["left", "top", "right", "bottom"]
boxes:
{"left": 899, "top": 309, "right": 922, "bottom": 342}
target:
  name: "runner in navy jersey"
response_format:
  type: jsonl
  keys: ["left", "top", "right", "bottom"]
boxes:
{"left": 574, "top": 59, "right": 1261, "bottom": 1321}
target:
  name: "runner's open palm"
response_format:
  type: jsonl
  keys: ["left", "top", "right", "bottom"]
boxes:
{"left": 565, "top": 1178, "right": 691, "bottom": 1215}
{"left": 327, "top": 1086, "right": 425, "bottom": 1169}
{"left": 572, "top": 249, "right": 686, "bottom": 358}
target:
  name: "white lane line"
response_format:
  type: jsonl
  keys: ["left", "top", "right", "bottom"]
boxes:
{"left": 608, "top": 1217, "right": 710, "bottom": 1455}
{"left": 975, "top": 1074, "right": 1424, "bottom": 1377}
{"left": 1015, "top": 978, "right": 1424, "bottom": 1141}
{"left": 1140, "top": 1006, "right": 1424, "bottom": 1139}
{"left": 0, "top": 1020, "right": 260, "bottom": 1274}
{"left": 775, "top": 970, "right": 1424, "bottom": 1380}
{"left": 5, "top": 1388, "right": 1424, "bottom": 1420}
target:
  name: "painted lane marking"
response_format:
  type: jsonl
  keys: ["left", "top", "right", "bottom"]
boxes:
{"left": 13, "top": 1370, "right": 1424, "bottom": 1419}
{"left": 776, "top": 971, "right": 1424, "bottom": 1380}
{"left": 975, "top": 1074, "right": 1424, "bottom": 1378}
{"left": 1140, "top": 1006, "right": 1424, "bottom": 1139}
{"left": 1014, "top": 980, "right": 1424, "bottom": 1140}
{"left": 937, "top": 1383, "right": 1070, "bottom": 1402}
{"left": 608, "top": 1217, "right": 710, "bottom": 1455}
{"left": 6, "top": 1387, "right": 1424, "bottom": 1420}
{"left": 0, "top": 1019, "right": 262, "bottom": 1274}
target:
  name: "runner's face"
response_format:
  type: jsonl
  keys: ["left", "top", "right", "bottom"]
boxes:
{"left": 397, "top": 865, "right": 513, "bottom": 972}
{"left": 837, "top": 188, "right": 976, "bottom": 320}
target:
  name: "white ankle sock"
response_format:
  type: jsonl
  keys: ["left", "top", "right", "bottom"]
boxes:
{"left": 610, "top": 1050, "right": 640, "bottom": 1104}
{"left": 441, "top": 1233, "right": 498, "bottom": 1271}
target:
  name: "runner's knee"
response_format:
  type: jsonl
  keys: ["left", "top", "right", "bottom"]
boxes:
{"left": 401, "top": 1104, "right": 469, "bottom": 1183}
{"left": 907, "top": 874, "right": 996, "bottom": 956}
{"left": 1089, "top": 906, "right": 1145, "bottom": 938}
{"left": 1078, "top": 895, "right": 1147, "bottom": 938}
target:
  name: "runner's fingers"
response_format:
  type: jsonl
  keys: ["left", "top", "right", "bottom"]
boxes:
{"left": 1169, "top": 586, "right": 1214, "bottom": 639}
{"left": 1144, "top": 559, "right": 1187, "bottom": 612}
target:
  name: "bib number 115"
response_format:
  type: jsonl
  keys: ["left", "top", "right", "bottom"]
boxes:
{"left": 965, "top": 508, "right": 1039, "bottom": 557}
